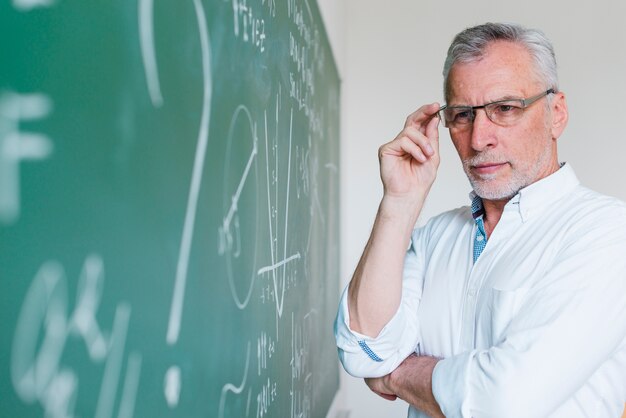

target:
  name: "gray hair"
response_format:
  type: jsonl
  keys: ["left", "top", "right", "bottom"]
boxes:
{"left": 443, "top": 22, "right": 559, "bottom": 99}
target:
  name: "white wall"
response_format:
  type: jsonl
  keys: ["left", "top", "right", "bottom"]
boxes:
{"left": 320, "top": 1, "right": 626, "bottom": 417}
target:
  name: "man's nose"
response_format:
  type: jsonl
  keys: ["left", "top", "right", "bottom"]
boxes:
{"left": 469, "top": 108, "right": 498, "bottom": 151}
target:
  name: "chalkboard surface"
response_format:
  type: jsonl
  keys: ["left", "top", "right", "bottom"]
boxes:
{"left": 0, "top": 0, "right": 340, "bottom": 417}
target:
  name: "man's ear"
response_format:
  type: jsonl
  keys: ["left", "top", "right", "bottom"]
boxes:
{"left": 551, "top": 91, "right": 569, "bottom": 140}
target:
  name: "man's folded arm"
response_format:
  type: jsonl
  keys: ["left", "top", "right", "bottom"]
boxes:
{"left": 335, "top": 233, "right": 425, "bottom": 378}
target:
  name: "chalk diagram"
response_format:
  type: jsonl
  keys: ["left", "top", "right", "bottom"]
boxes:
{"left": 218, "top": 104, "right": 260, "bottom": 310}
{"left": 257, "top": 102, "right": 302, "bottom": 321}
{"left": 216, "top": 96, "right": 304, "bottom": 317}
{"left": 214, "top": 98, "right": 297, "bottom": 417}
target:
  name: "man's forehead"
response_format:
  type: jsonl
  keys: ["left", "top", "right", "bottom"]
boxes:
{"left": 446, "top": 42, "right": 540, "bottom": 101}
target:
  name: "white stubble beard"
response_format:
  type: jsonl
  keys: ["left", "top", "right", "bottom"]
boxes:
{"left": 462, "top": 142, "right": 553, "bottom": 200}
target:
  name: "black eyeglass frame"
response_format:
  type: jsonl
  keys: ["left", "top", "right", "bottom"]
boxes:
{"left": 438, "top": 88, "right": 556, "bottom": 128}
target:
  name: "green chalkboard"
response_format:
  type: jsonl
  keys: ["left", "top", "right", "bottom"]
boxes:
{"left": 0, "top": 0, "right": 340, "bottom": 417}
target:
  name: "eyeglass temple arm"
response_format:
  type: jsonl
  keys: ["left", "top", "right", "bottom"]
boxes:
{"left": 439, "top": 88, "right": 556, "bottom": 114}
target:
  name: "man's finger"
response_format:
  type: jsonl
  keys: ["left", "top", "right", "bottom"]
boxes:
{"left": 365, "top": 378, "right": 397, "bottom": 401}
{"left": 404, "top": 103, "right": 441, "bottom": 129}
{"left": 376, "top": 392, "right": 398, "bottom": 401}
{"left": 424, "top": 112, "right": 441, "bottom": 155}
{"left": 403, "top": 126, "right": 435, "bottom": 157}
{"left": 380, "top": 135, "right": 429, "bottom": 163}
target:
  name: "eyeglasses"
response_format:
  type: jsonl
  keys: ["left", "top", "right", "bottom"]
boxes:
{"left": 438, "top": 89, "right": 555, "bottom": 130}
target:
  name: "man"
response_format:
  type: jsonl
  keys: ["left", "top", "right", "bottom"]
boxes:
{"left": 334, "top": 22, "right": 626, "bottom": 418}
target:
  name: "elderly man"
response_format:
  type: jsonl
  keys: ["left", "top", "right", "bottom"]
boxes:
{"left": 335, "top": 22, "right": 626, "bottom": 417}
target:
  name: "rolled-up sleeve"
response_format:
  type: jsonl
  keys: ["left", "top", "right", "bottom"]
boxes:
{"left": 334, "top": 231, "right": 426, "bottom": 378}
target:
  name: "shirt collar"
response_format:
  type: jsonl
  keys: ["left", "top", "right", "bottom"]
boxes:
{"left": 468, "top": 163, "right": 580, "bottom": 223}
{"left": 470, "top": 194, "right": 484, "bottom": 220}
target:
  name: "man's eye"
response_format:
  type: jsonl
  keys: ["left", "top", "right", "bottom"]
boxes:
{"left": 453, "top": 110, "right": 472, "bottom": 121}
{"left": 492, "top": 103, "right": 523, "bottom": 114}
{"left": 497, "top": 104, "right": 516, "bottom": 112}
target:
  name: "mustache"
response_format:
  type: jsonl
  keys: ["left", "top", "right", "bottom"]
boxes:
{"left": 462, "top": 153, "right": 507, "bottom": 167}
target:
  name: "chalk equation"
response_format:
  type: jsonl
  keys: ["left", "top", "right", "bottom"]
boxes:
{"left": 217, "top": 311, "right": 319, "bottom": 418}
{"left": 232, "top": 0, "right": 267, "bottom": 52}
{"left": 0, "top": 91, "right": 53, "bottom": 225}
{"left": 11, "top": 255, "right": 141, "bottom": 418}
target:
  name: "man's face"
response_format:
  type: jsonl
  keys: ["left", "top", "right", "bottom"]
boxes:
{"left": 446, "top": 41, "right": 567, "bottom": 201}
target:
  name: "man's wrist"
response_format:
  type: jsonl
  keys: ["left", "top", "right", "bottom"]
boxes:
{"left": 388, "top": 355, "right": 444, "bottom": 417}
{"left": 378, "top": 193, "right": 426, "bottom": 234}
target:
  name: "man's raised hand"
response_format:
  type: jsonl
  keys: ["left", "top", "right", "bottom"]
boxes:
{"left": 378, "top": 103, "right": 442, "bottom": 201}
